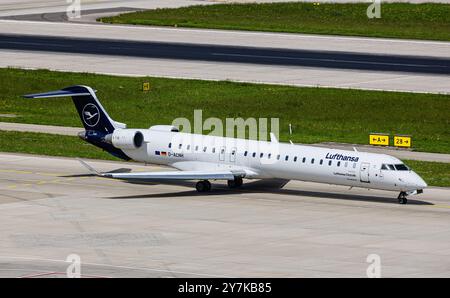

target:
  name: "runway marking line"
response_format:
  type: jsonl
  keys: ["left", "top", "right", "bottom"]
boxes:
{"left": 35, "top": 172, "right": 62, "bottom": 176}
{"left": 212, "top": 53, "right": 448, "bottom": 68}
{"left": 0, "top": 169, "right": 63, "bottom": 176}
{"left": 0, "top": 255, "right": 231, "bottom": 278}
{"left": 429, "top": 204, "right": 450, "bottom": 209}
{"left": 19, "top": 271, "right": 109, "bottom": 278}
{"left": 0, "top": 169, "right": 33, "bottom": 174}
{"left": 1, "top": 20, "right": 449, "bottom": 46}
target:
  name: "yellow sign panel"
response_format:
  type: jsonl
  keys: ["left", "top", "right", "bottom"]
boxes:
{"left": 143, "top": 82, "right": 150, "bottom": 91}
{"left": 369, "top": 134, "right": 389, "bottom": 146}
{"left": 394, "top": 135, "right": 412, "bottom": 148}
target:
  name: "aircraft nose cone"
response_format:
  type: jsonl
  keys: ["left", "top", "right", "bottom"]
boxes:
{"left": 417, "top": 178, "right": 427, "bottom": 189}
{"left": 413, "top": 172, "right": 427, "bottom": 189}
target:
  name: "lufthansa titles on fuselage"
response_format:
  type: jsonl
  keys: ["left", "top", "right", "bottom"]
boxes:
{"left": 325, "top": 153, "right": 359, "bottom": 162}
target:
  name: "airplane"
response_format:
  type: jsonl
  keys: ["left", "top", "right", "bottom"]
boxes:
{"left": 23, "top": 85, "right": 427, "bottom": 204}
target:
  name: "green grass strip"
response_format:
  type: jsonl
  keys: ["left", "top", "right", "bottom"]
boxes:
{"left": 100, "top": 3, "right": 450, "bottom": 41}
{"left": 0, "top": 68, "right": 449, "bottom": 153}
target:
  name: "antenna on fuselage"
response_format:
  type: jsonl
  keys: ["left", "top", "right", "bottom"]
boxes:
{"left": 270, "top": 132, "right": 278, "bottom": 143}
{"left": 289, "top": 123, "right": 294, "bottom": 145}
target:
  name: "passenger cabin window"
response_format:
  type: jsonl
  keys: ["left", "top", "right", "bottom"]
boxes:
{"left": 212, "top": 148, "right": 216, "bottom": 153}
{"left": 277, "top": 155, "right": 281, "bottom": 160}
{"left": 178, "top": 144, "right": 182, "bottom": 149}
{"left": 187, "top": 145, "right": 190, "bottom": 150}
{"left": 268, "top": 153, "right": 272, "bottom": 159}
{"left": 328, "top": 160, "right": 332, "bottom": 166}
{"left": 252, "top": 152, "right": 256, "bottom": 158}
{"left": 320, "top": 159, "right": 323, "bottom": 165}
{"left": 244, "top": 151, "right": 248, "bottom": 157}
{"left": 285, "top": 155, "right": 289, "bottom": 161}
{"left": 353, "top": 163, "right": 356, "bottom": 168}
{"left": 337, "top": 161, "right": 340, "bottom": 167}
{"left": 203, "top": 147, "right": 207, "bottom": 152}
{"left": 294, "top": 156, "right": 297, "bottom": 162}
{"left": 311, "top": 158, "right": 315, "bottom": 164}
{"left": 195, "top": 145, "right": 199, "bottom": 151}
{"left": 344, "top": 162, "right": 348, "bottom": 167}
{"left": 168, "top": 143, "right": 172, "bottom": 148}
{"left": 260, "top": 153, "right": 264, "bottom": 158}
{"left": 302, "top": 157, "right": 306, "bottom": 163}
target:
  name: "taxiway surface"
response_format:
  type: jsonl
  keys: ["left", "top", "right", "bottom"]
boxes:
{"left": 0, "top": 152, "right": 449, "bottom": 277}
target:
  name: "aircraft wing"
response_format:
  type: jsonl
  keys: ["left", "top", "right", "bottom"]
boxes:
{"left": 78, "top": 159, "right": 244, "bottom": 181}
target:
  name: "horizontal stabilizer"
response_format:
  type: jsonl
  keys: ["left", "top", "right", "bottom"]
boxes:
{"left": 23, "top": 86, "right": 93, "bottom": 99}
{"left": 77, "top": 159, "right": 101, "bottom": 176}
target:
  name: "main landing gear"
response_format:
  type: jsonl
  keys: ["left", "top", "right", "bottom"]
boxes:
{"left": 196, "top": 180, "right": 211, "bottom": 192}
{"left": 398, "top": 191, "right": 408, "bottom": 205}
{"left": 227, "top": 177, "right": 243, "bottom": 189}
{"left": 195, "top": 177, "right": 244, "bottom": 193}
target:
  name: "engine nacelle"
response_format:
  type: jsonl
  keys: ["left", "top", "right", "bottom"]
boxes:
{"left": 105, "top": 129, "right": 144, "bottom": 150}
{"left": 149, "top": 125, "right": 179, "bottom": 132}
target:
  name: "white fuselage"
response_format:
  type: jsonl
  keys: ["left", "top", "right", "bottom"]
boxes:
{"left": 122, "top": 127, "right": 427, "bottom": 193}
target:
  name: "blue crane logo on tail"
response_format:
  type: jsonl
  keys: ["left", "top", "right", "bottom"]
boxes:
{"left": 82, "top": 103, "right": 100, "bottom": 127}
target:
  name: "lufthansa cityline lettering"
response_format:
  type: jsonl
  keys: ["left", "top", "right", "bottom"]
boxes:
{"left": 325, "top": 153, "right": 359, "bottom": 162}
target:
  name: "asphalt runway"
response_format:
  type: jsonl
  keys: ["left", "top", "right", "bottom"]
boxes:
{"left": 1, "top": 20, "right": 449, "bottom": 93}
{"left": 0, "top": 0, "right": 209, "bottom": 17}
{"left": 1, "top": 1, "right": 450, "bottom": 93}
{"left": 0, "top": 152, "right": 449, "bottom": 277}
{"left": 1, "top": 34, "right": 449, "bottom": 75}
{"left": 2, "top": 7, "right": 143, "bottom": 22}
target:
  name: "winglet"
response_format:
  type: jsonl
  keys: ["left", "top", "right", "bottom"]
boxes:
{"left": 77, "top": 159, "right": 101, "bottom": 176}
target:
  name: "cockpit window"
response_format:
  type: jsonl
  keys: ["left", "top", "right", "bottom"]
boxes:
{"left": 381, "top": 164, "right": 398, "bottom": 170}
{"left": 394, "top": 164, "right": 409, "bottom": 171}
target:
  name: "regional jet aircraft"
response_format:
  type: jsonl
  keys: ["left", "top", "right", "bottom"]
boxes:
{"left": 24, "top": 86, "right": 427, "bottom": 204}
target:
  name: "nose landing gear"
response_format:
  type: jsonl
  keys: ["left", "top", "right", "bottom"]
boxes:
{"left": 398, "top": 191, "right": 408, "bottom": 204}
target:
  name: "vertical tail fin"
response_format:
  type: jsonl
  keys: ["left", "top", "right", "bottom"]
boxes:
{"left": 23, "top": 85, "right": 125, "bottom": 133}
{"left": 23, "top": 85, "right": 130, "bottom": 160}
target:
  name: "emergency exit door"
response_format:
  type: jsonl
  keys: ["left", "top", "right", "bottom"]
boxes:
{"left": 219, "top": 146, "right": 225, "bottom": 161}
{"left": 230, "top": 147, "right": 237, "bottom": 162}
{"left": 360, "top": 162, "right": 370, "bottom": 183}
